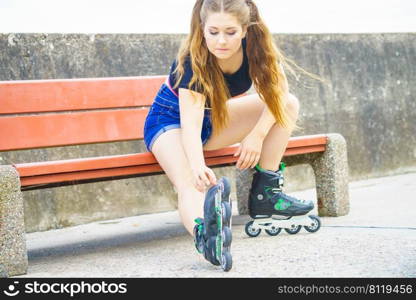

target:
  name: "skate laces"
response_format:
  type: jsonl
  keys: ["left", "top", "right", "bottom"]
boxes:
{"left": 269, "top": 172, "right": 284, "bottom": 190}
{"left": 258, "top": 166, "right": 312, "bottom": 206}
{"left": 268, "top": 173, "right": 309, "bottom": 205}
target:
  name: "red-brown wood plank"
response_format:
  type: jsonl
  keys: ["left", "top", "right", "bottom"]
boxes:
{"left": 18, "top": 145, "right": 325, "bottom": 187}
{"left": 19, "top": 165, "right": 164, "bottom": 187}
{"left": 15, "top": 153, "right": 156, "bottom": 177}
{"left": 0, "top": 76, "right": 165, "bottom": 114}
{"left": 0, "top": 109, "right": 149, "bottom": 151}
{"left": 15, "top": 135, "right": 328, "bottom": 187}
{"left": 14, "top": 135, "right": 327, "bottom": 177}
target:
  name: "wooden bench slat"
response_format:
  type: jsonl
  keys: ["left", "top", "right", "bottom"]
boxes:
{"left": 284, "top": 145, "right": 326, "bottom": 156}
{"left": 14, "top": 135, "right": 328, "bottom": 187}
{"left": 15, "top": 153, "right": 156, "bottom": 177}
{"left": 18, "top": 144, "right": 326, "bottom": 187}
{"left": 20, "top": 165, "right": 164, "bottom": 187}
{"left": 287, "top": 134, "right": 328, "bottom": 147}
{"left": 0, "top": 76, "right": 165, "bottom": 114}
{"left": 14, "top": 135, "right": 327, "bottom": 177}
{"left": 0, "top": 109, "right": 149, "bottom": 151}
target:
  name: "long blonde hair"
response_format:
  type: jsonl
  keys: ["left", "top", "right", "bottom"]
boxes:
{"left": 172, "top": 0, "right": 314, "bottom": 132}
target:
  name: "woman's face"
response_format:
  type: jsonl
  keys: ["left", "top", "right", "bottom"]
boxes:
{"left": 203, "top": 12, "right": 247, "bottom": 61}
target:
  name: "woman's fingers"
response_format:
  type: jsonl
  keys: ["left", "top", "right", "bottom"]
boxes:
{"left": 205, "top": 168, "right": 217, "bottom": 185}
{"left": 239, "top": 149, "right": 259, "bottom": 169}
{"left": 195, "top": 169, "right": 216, "bottom": 192}
{"left": 251, "top": 154, "right": 260, "bottom": 169}
{"left": 233, "top": 145, "right": 241, "bottom": 157}
{"left": 194, "top": 178, "right": 203, "bottom": 193}
{"left": 246, "top": 151, "right": 257, "bottom": 169}
{"left": 237, "top": 148, "right": 248, "bottom": 169}
{"left": 244, "top": 152, "right": 254, "bottom": 169}
{"left": 199, "top": 173, "right": 210, "bottom": 187}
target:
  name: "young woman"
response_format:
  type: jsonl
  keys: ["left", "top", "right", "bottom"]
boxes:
{"left": 143, "top": 0, "right": 315, "bottom": 269}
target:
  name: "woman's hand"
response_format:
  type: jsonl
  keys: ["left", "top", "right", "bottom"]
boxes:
{"left": 234, "top": 131, "right": 265, "bottom": 170}
{"left": 191, "top": 165, "right": 217, "bottom": 193}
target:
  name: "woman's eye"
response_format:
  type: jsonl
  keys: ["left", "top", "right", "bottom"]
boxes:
{"left": 209, "top": 32, "right": 236, "bottom": 36}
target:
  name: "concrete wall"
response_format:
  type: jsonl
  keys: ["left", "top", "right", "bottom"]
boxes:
{"left": 1, "top": 33, "right": 415, "bottom": 232}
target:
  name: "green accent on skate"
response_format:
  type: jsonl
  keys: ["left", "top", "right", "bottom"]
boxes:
{"left": 274, "top": 198, "right": 291, "bottom": 211}
{"left": 264, "top": 186, "right": 274, "bottom": 193}
{"left": 194, "top": 218, "right": 203, "bottom": 232}
{"left": 193, "top": 218, "right": 204, "bottom": 254}
{"left": 216, "top": 236, "right": 221, "bottom": 261}
{"left": 255, "top": 164, "right": 267, "bottom": 173}
{"left": 256, "top": 163, "right": 285, "bottom": 173}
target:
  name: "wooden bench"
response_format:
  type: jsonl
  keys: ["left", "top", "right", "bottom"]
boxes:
{"left": 0, "top": 76, "right": 350, "bottom": 277}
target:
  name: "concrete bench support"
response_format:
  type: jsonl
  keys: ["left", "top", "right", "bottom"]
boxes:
{"left": 236, "top": 133, "right": 350, "bottom": 217}
{"left": 0, "top": 165, "right": 28, "bottom": 277}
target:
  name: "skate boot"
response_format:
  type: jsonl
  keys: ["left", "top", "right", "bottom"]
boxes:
{"left": 245, "top": 163, "right": 321, "bottom": 237}
{"left": 193, "top": 176, "right": 233, "bottom": 271}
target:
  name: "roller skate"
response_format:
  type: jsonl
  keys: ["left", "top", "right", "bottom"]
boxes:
{"left": 193, "top": 176, "right": 233, "bottom": 271}
{"left": 244, "top": 163, "right": 321, "bottom": 237}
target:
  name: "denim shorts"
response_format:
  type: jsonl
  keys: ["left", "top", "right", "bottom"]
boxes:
{"left": 143, "top": 81, "right": 213, "bottom": 152}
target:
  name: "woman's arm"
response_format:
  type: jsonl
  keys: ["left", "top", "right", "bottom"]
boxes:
{"left": 179, "top": 88, "right": 217, "bottom": 190}
{"left": 178, "top": 88, "right": 206, "bottom": 169}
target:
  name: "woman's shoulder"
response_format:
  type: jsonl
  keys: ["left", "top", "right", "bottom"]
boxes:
{"left": 170, "top": 55, "right": 193, "bottom": 75}
{"left": 168, "top": 54, "right": 201, "bottom": 93}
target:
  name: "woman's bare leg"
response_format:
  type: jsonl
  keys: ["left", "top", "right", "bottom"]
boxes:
{"left": 258, "top": 93, "right": 300, "bottom": 171}
{"left": 203, "top": 93, "right": 300, "bottom": 172}
{"left": 151, "top": 129, "right": 206, "bottom": 235}
{"left": 150, "top": 93, "right": 299, "bottom": 234}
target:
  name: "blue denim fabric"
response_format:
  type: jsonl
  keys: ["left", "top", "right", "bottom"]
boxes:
{"left": 143, "top": 83, "right": 212, "bottom": 152}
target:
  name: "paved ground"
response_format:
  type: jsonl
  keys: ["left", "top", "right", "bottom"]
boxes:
{"left": 15, "top": 172, "right": 416, "bottom": 278}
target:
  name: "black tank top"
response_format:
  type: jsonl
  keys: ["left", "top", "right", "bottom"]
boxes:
{"left": 168, "top": 37, "right": 252, "bottom": 99}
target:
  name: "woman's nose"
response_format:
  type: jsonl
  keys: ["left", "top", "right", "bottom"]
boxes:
{"left": 218, "top": 33, "right": 227, "bottom": 44}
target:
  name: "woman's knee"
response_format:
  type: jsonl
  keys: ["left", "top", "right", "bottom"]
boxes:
{"left": 286, "top": 93, "right": 300, "bottom": 118}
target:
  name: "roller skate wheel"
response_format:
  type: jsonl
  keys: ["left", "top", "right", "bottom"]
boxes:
{"left": 221, "top": 251, "right": 233, "bottom": 272}
{"left": 221, "top": 201, "right": 232, "bottom": 225}
{"left": 245, "top": 220, "right": 261, "bottom": 237}
{"left": 303, "top": 215, "right": 321, "bottom": 233}
{"left": 219, "top": 176, "right": 231, "bottom": 196}
{"left": 284, "top": 224, "right": 302, "bottom": 235}
{"left": 222, "top": 226, "right": 232, "bottom": 247}
{"left": 265, "top": 226, "right": 282, "bottom": 236}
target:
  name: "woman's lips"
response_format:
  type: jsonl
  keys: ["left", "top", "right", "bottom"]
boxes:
{"left": 217, "top": 48, "right": 229, "bottom": 51}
